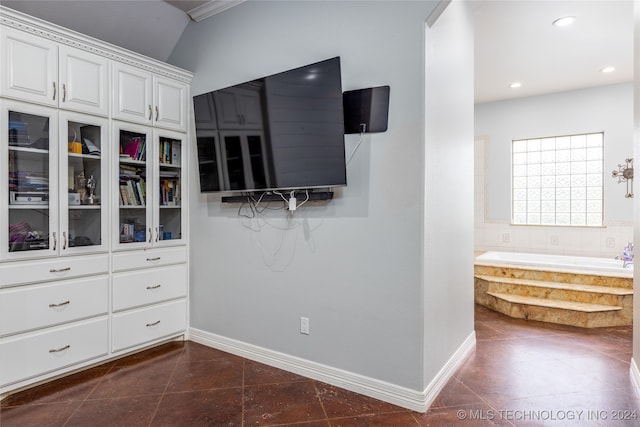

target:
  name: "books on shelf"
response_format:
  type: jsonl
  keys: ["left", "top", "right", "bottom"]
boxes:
{"left": 160, "top": 139, "right": 181, "bottom": 165}
{"left": 160, "top": 178, "right": 180, "bottom": 206}
{"left": 9, "top": 171, "right": 49, "bottom": 192}
{"left": 119, "top": 165, "right": 146, "bottom": 206}
{"left": 122, "top": 136, "right": 146, "bottom": 161}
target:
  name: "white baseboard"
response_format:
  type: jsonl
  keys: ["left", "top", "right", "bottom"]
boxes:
{"left": 188, "top": 327, "right": 476, "bottom": 413}
{"left": 422, "top": 331, "right": 476, "bottom": 409}
{"left": 631, "top": 358, "right": 640, "bottom": 401}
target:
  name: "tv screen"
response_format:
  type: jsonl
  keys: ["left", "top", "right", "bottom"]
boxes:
{"left": 194, "top": 57, "right": 346, "bottom": 193}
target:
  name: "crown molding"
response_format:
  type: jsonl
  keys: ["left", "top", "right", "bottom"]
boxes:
{"left": 0, "top": 5, "right": 193, "bottom": 83}
{"left": 188, "top": 0, "right": 246, "bottom": 22}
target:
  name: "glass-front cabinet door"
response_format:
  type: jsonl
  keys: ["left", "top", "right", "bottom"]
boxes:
{"left": 1, "top": 102, "right": 58, "bottom": 260}
{"left": 58, "top": 111, "right": 108, "bottom": 254}
{"left": 113, "top": 122, "right": 185, "bottom": 250}
{"left": 154, "top": 130, "right": 185, "bottom": 246}
{"left": 113, "top": 121, "right": 151, "bottom": 250}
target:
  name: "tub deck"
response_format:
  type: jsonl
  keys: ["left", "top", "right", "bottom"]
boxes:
{"left": 474, "top": 253, "right": 633, "bottom": 328}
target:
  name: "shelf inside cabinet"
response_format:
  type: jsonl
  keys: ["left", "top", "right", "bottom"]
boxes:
{"left": 8, "top": 205, "right": 49, "bottom": 210}
{"left": 69, "top": 153, "right": 101, "bottom": 160}
{"left": 119, "top": 158, "right": 146, "bottom": 166}
{"left": 8, "top": 146, "right": 49, "bottom": 155}
{"left": 69, "top": 205, "right": 101, "bottom": 210}
{"left": 159, "top": 163, "right": 180, "bottom": 169}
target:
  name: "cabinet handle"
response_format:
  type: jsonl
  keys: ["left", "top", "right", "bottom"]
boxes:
{"left": 49, "top": 300, "right": 70, "bottom": 308}
{"left": 52, "top": 232, "right": 57, "bottom": 251}
{"left": 62, "top": 83, "right": 66, "bottom": 102}
{"left": 62, "top": 231, "right": 67, "bottom": 250}
{"left": 148, "top": 227, "right": 153, "bottom": 243}
{"left": 146, "top": 285, "right": 161, "bottom": 290}
{"left": 146, "top": 257, "right": 161, "bottom": 262}
{"left": 52, "top": 82, "right": 56, "bottom": 100}
{"left": 146, "top": 320, "right": 161, "bottom": 327}
{"left": 155, "top": 106, "right": 159, "bottom": 121}
{"left": 49, "top": 345, "right": 70, "bottom": 353}
{"left": 148, "top": 105, "right": 153, "bottom": 120}
{"left": 155, "top": 227, "right": 159, "bottom": 242}
{"left": 49, "top": 267, "right": 71, "bottom": 273}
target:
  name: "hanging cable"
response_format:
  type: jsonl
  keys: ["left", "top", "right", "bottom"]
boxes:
{"left": 346, "top": 123, "right": 367, "bottom": 165}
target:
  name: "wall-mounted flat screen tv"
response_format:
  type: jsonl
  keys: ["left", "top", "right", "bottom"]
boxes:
{"left": 194, "top": 57, "right": 346, "bottom": 193}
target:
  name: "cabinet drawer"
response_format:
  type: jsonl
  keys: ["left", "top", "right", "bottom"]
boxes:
{"left": 0, "top": 255, "right": 109, "bottom": 288}
{"left": 0, "top": 276, "right": 108, "bottom": 337}
{"left": 113, "top": 265, "right": 186, "bottom": 312}
{"left": 0, "top": 317, "right": 108, "bottom": 387}
{"left": 112, "top": 247, "right": 186, "bottom": 272}
{"left": 112, "top": 299, "right": 186, "bottom": 352}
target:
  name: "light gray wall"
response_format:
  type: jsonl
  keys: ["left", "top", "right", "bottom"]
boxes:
{"left": 423, "top": 0, "right": 475, "bottom": 385}
{"left": 169, "top": 0, "right": 474, "bottom": 393}
{"left": 475, "top": 83, "right": 634, "bottom": 257}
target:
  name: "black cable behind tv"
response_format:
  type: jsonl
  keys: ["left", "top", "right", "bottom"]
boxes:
{"left": 343, "top": 85, "right": 390, "bottom": 134}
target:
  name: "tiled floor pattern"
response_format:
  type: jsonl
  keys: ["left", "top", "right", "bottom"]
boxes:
{"left": 2, "top": 304, "right": 639, "bottom": 426}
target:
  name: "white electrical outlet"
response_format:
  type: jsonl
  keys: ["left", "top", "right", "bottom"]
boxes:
{"left": 606, "top": 237, "right": 616, "bottom": 248}
{"left": 551, "top": 235, "right": 560, "bottom": 246}
{"left": 300, "top": 317, "right": 309, "bottom": 335}
{"left": 502, "top": 233, "right": 510, "bottom": 243}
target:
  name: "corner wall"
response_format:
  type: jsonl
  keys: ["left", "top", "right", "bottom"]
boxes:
{"left": 168, "top": 0, "right": 474, "bottom": 407}
{"left": 423, "top": 0, "right": 476, "bottom": 394}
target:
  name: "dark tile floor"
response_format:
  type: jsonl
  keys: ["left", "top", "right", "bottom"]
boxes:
{"left": 2, "top": 304, "right": 639, "bottom": 426}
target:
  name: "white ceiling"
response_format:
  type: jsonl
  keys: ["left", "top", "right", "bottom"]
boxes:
{"left": 1, "top": 1, "right": 634, "bottom": 104}
{"left": 474, "top": 0, "right": 633, "bottom": 104}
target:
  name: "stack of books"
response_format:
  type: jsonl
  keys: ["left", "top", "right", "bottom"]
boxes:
{"left": 119, "top": 165, "right": 146, "bottom": 206}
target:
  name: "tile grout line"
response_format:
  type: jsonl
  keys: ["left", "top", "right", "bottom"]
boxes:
{"left": 146, "top": 343, "right": 185, "bottom": 426}
{"left": 312, "top": 380, "right": 330, "bottom": 424}
{"left": 61, "top": 361, "right": 120, "bottom": 426}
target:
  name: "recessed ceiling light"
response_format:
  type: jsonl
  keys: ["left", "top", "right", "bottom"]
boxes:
{"left": 509, "top": 82, "right": 522, "bottom": 89}
{"left": 601, "top": 66, "right": 616, "bottom": 73}
{"left": 552, "top": 16, "right": 576, "bottom": 27}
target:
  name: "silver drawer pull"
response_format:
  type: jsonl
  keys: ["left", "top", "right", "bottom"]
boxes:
{"left": 50, "top": 267, "right": 71, "bottom": 273}
{"left": 49, "top": 345, "right": 70, "bottom": 353}
{"left": 146, "top": 320, "right": 160, "bottom": 327}
{"left": 146, "top": 257, "right": 161, "bottom": 262}
{"left": 49, "top": 300, "right": 70, "bottom": 308}
{"left": 146, "top": 285, "right": 161, "bottom": 290}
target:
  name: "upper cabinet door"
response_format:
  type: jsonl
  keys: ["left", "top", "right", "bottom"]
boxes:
{"left": 153, "top": 77, "right": 187, "bottom": 132}
{"left": 58, "top": 45, "right": 109, "bottom": 117}
{"left": 0, "top": 28, "right": 58, "bottom": 107}
{"left": 112, "top": 62, "right": 153, "bottom": 126}
{"left": 0, "top": 29, "right": 109, "bottom": 117}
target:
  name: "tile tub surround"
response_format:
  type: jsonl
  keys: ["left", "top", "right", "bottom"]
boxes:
{"left": 1, "top": 305, "right": 638, "bottom": 426}
{"left": 475, "top": 257, "right": 633, "bottom": 327}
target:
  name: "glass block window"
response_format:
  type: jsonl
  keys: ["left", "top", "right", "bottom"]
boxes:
{"left": 512, "top": 133, "right": 603, "bottom": 227}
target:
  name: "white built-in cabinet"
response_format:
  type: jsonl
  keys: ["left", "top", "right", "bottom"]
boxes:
{"left": 112, "top": 62, "right": 188, "bottom": 132}
{"left": 0, "top": 6, "right": 191, "bottom": 397}
{"left": 112, "top": 122, "right": 186, "bottom": 250}
{"left": 0, "top": 101, "right": 109, "bottom": 261}
{"left": 0, "top": 27, "right": 109, "bottom": 117}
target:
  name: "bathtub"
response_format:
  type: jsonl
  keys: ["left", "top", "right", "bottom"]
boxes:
{"left": 475, "top": 251, "right": 633, "bottom": 277}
